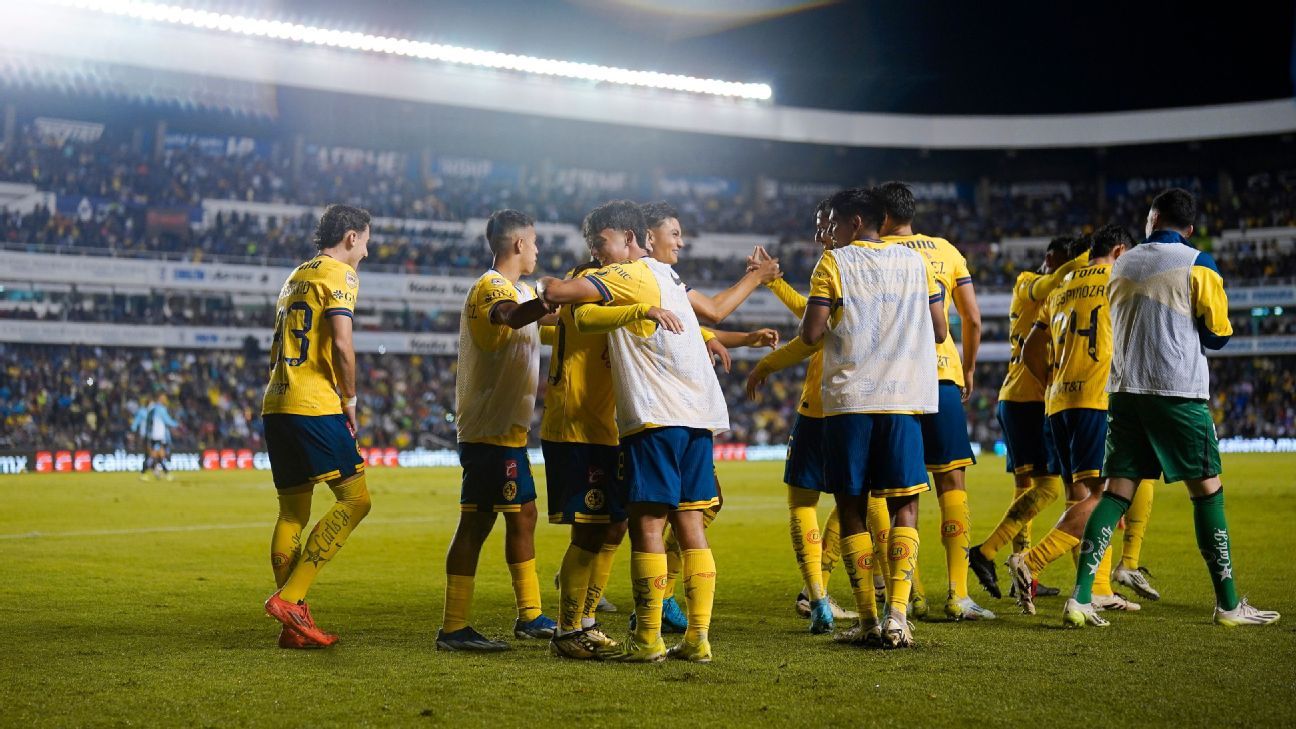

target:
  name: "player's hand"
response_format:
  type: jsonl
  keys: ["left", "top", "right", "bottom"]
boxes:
{"left": 344, "top": 403, "right": 358, "bottom": 436}
{"left": 752, "top": 245, "right": 773, "bottom": 263}
{"left": 646, "top": 306, "right": 684, "bottom": 334}
{"left": 745, "top": 328, "right": 780, "bottom": 349}
{"left": 961, "top": 368, "right": 975, "bottom": 402}
{"left": 751, "top": 257, "right": 781, "bottom": 284}
{"left": 706, "top": 337, "right": 732, "bottom": 373}
{"left": 745, "top": 363, "right": 770, "bottom": 400}
{"left": 536, "top": 276, "right": 562, "bottom": 305}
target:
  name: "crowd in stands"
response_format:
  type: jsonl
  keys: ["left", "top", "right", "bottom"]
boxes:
{"left": 3, "top": 344, "right": 1290, "bottom": 457}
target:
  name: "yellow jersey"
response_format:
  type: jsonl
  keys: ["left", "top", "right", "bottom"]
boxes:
{"left": 262, "top": 254, "right": 359, "bottom": 417}
{"left": 1036, "top": 262, "right": 1113, "bottom": 415}
{"left": 761, "top": 278, "right": 824, "bottom": 418}
{"left": 456, "top": 271, "right": 539, "bottom": 447}
{"left": 884, "top": 233, "right": 971, "bottom": 386}
{"left": 998, "top": 253, "right": 1089, "bottom": 403}
{"left": 540, "top": 268, "right": 619, "bottom": 446}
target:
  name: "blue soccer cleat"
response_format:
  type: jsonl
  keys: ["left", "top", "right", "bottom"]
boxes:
{"left": 661, "top": 596, "right": 688, "bottom": 634}
{"left": 514, "top": 614, "right": 558, "bottom": 639}
{"left": 809, "top": 597, "right": 835, "bottom": 634}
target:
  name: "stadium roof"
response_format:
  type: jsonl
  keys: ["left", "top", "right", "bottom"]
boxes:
{"left": 239, "top": 0, "right": 1293, "bottom": 115}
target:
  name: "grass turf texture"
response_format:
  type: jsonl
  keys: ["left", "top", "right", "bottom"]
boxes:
{"left": 3, "top": 455, "right": 1294, "bottom": 727}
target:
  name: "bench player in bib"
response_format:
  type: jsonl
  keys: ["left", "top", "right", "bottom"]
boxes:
{"left": 262, "top": 204, "right": 374, "bottom": 649}
{"left": 437, "top": 210, "right": 559, "bottom": 651}
{"left": 801, "top": 187, "right": 947, "bottom": 649}
{"left": 539, "top": 200, "right": 731, "bottom": 663}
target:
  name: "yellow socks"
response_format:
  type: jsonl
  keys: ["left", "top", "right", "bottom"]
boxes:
{"left": 1090, "top": 541, "right": 1115, "bottom": 596}
{"left": 558, "top": 545, "right": 597, "bottom": 632}
{"left": 788, "top": 486, "right": 825, "bottom": 600}
{"left": 508, "top": 559, "right": 543, "bottom": 622}
{"left": 663, "top": 524, "right": 682, "bottom": 599}
{"left": 841, "top": 532, "right": 878, "bottom": 621}
{"left": 867, "top": 496, "right": 890, "bottom": 586}
{"left": 582, "top": 541, "right": 620, "bottom": 627}
{"left": 939, "top": 490, "right": 971, "bottom": 601}
{"left": 821, "top": 507, "right": 841, "bottom": 590}
{"left": 279, "top": 475, "right": 372, "bottom": 603}
{"left": 1021, "top": 475, "right": 1063, "bottom": 551}
{"left": 631, "top": 551, "right": 668, "bottom": 645}
{"left": 1121, "top": 480, "right": 1154, "bottom": 569}
{"left": 887, "top": 527, "right": 919, "bottom": 618}
{"left": 270, "top": 489, "right": 312, "bottom": 588}
{"left": 442, "top": 574, "right": 475, "bottom": 633}
{"left": 1024, "top": 528, "right": 1081, "bottom": 574}
{"left": 1009, "top": 481, "right": 1033, "bottom": 553}
{"left": 682, "top": 548, "right": 716, "bottom": 642}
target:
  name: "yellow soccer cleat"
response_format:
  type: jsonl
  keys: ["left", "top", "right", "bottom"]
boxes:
{"left": 666, "top": 635, "right": 713, "bottom": 663}
{"left": 597, "top": 636, "right": 667, "bottom": 663}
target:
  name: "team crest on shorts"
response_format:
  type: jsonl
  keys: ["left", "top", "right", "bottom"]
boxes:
{"left": 584, "top": 488, "right": 605, "bottom": 511}
{"left": 941, "top": 519, "right": 966, "bottom": 538}
{"left": 503, "top": 480, "right": 519, "bottom": 501}
{"left": 505, "top": 459, "right": 518, "bottom": 479}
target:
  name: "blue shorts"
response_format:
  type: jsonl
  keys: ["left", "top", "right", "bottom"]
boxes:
{"left": 1048, "top": 409, "right": 1107, "bottom": 484}
{"left": 262, "top": 413, "right": 364, "bottom": 491}
{"left": 824, "top": 413, "right": 930, "bottom": 498}
{"left": 784, "top": 414, "right": 827, "bottom": 492}
{"left": 919, "top": 382, "right": 976, "bottom": 473}
{"left": 997, "top": 400, "right": 1060, "bottom": 476}
{"left": 619, "top": 427, "right": 717, "bottom": 510}
{"left": 542, "top": 440, "right": 626, "bottom": 525}
{"left": 458, "top": 442, "right": 537, "bottom": 513}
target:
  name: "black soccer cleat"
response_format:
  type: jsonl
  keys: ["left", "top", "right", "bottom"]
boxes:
{"left": 968, "top": 545, "right": 1001, "bottom": 599}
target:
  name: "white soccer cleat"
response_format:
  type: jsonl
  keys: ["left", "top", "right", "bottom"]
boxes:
{"left": 1093, "top": 592, "right": 1141, "bottom": 612}
{"left": 1214, "top": 598, "right": 1281, "bottom": 627}
{"left": 795, "top": 591, "right": 811, "bottom": 618}
{"left": 1112, "top": 565, "right": 1161, "bottom": 601}
{"left": 826, "top": 594, "right": 858, "bottom": 621}
{"left": 945, "top": 596, "right": 997, "bottom": 621}
{"left": 1005, "top": 553, "right": 1036, "bottom": 615}
{"left": 1062, "top": 598, "right": 1110, "bottom": 628}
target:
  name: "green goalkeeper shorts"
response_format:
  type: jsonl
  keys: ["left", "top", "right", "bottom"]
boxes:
{"left": 1103, "top": 393, "right": 1222, "bottom": 484}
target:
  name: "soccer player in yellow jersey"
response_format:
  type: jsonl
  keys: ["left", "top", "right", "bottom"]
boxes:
{"left": 262, "top": 204, "right": 374, "bottom": 649}
{"left": 879, "top": 182, "right": 994, "bottom": 622}
{"left": 1007, "top": 224, "right": 1136, "bottom": 617}
{"left": 967, "top": 237, "right": 1087, "bottom": 599}
{"left": 437, "top": 210, "right": 558, "bottom": 652}
{"left": 540, "top": 200, "right": 731, "bottom": 663}
{"left": 801, "top": 187, "right": 948, "bottom": 649}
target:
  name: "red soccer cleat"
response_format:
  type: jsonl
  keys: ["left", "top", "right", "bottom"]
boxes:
{"left": 265, "top": 591, "right": 338, "bottom": 647}
{"left": 278, "top": 625, "right": 328, "bottom": 649}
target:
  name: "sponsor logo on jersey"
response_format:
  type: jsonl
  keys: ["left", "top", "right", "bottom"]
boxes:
{"left": 345, "top": 270, "right": 359, "bottom": 289}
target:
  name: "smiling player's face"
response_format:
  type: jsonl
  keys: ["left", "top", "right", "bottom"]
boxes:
{"left": 648, "top": 218, "right": 683, "bottom": 265}
{"left": 589, "top": 228, "right": 631, "bottom": 265}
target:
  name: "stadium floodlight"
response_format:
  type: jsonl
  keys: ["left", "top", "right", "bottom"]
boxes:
{"left": 37, "top": 0, "right": 774, "bottom": 101}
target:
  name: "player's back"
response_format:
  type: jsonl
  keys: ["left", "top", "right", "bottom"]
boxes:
{"left": 455, "top": 270, "right": 540, "bottom": 446}
{"left": 999, "top": 271, "right": 1047, "bottom": 402}
{"left": 262, "top": 254, "right": 359, "bottom": 417}
{"left": 541, "top": 267, "right": 617, "bottom": 446}
{"left": 1040, "top": 262, "right": 1113, "bottom": 415}
{"left": 885, "top": 233, "right": 971, "bottom": 384}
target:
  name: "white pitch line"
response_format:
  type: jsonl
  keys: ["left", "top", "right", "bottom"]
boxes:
{"left": 0, "top": 516, "right": 441, "bottom": 540}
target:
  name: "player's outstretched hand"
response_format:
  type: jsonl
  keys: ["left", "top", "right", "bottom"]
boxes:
{"left": 746, "top": 328, "right": 780, "bottom": 349}
{"left": 745, "top": 363, "right": 770, "bottom": 400}
{"left": 646, "top": 306, "right": 684, "bottom": 334}
{"left": 751, "top": 257, "right": 781, "bottom": 284}
{"left": 706, "top": 337, "right": 732, "bottom": 373}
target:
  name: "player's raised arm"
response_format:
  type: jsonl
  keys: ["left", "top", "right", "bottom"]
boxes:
{"left": 705, "top": 328, "right": 780, "bottom": 349}
{"left": 538, "top": 275, "right": 605, "bottom": 305}
{"left": 687, "top": 257, "right": 782, "bottom": 324}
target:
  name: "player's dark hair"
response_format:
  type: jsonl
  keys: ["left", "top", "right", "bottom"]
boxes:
{"left": 639, "top": 201, "right": 679, "bottom": 230}
{"left": 1068, "top": 234, "right": 1092, "bottom": 260}
{"left": 1150, "top": 188, "right": 1197, "bottom": 231}
{"left": 485, "top": 209, "right": 535, "bottom": 254}
{"left": 827, "top": 187, "right": 887, "bottom": 232}
{"left": 878, "top": 181, "right": 916, "bottom": 223}
{"left": 815, "top": 197, "right": 832, "bottom": 216}
{"left": 1090, "top": 224, "right": 1136, "bottom": 258}
{"left": 313, "top": 204, "right": 371, "bottom": 249}
{"left": 582, "top": 200, "right": 646, "bottom": 251}
{"left": 1046, "top": 236, "right": 1075, "bottom": 258}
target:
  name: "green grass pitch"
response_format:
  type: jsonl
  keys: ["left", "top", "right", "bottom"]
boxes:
{"left": 4, "top": 455, "right": 1295, "bottom": 727}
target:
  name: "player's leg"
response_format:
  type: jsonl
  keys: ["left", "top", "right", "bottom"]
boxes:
{"left": 884, "top": 494, "right": 921, "bottom": 648}
{"left": 544, "top": 441, "right": 613, "bottom": 657}
{"left": 784, "top": 414, "right": 826, "bottom": 612}
{"left": 873, "top": 413, "right": 930, "bottom": 647}
{"left": 279, "top": 472, "right": 372, "bottom": 602}
{"left": 922, "top": 383, "right": 984, "bottom": 620}
{"left": 503, "top": 502, "right": 555, "bottom": 638}
{"left": 269, "top": 483, "right": 315, "bottom": 649}
{"left": 665, "top": 428, "right": 720, "bottom": 662}
{"left": 865, "top": 494, "right": 889, "bottom": 612}
{"left": 156, "top": 444, "right": 171, "bottom": 479}
{"left": 1113, "top": 479, "right": 1159, "bottom": 600}
{"left": 583, "top": 521, "right": 626, "bottom": 629}
{"left": 832, "top": 494, "right": 879, "bottom": 643}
